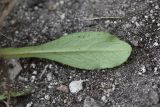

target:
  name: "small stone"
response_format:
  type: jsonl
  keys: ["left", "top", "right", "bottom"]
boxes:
{"left": 138, "top": 72, "right": 143, "bottom": 75}
{"left": 33, "top": 71, "right": 37, "bottom": 75}
{"left": 69, "top": 80, "right": 84, "bottom": 93}
{"left": 48, "top": 2, "right": 57, "bottom": 11}
{"left": 145, "top": 33, "right": 150, "bottom": 37}
{"left": 53, "top": 81, "right": 58, "bottom": 85}
{"left": 60, "top": 14, "right": 65, "bottom": 20}
{"left": 31, "top": 63, "right": 36, "bottom": 68}
{"left": 22, "top": 5, "right": 26, "bottom": 9}
{"left": 135, "top": 22, "right": 140, "bottom": 27}
{"left": 57, "top": 85, "right": 69, "bottom": 93}
{"left": 113, "top": 21, "right": 117, "bottom": 24}
{"left": 49, "top": 64, "right": 52, "bottom": 69}
{"left": 48, "top": 83, "right": 54, "bottom": 88}
{"left": 154, "top": 67, "right": 158, "bottom": 75}
{"left": 52, "top": 99, "right": 56, "bottom": 103}
{"left": 31, "top": 75, "right": 36, "bottom": 83}
{"left": 26, "top": 102, "right": 33, "bottom": 107}
{"left": 15, "top": 31, "right": 19, "bottom": 34}
{"left": 44, "top": 94, "right": 50, "bottom": 100}
{"left": 42, "top": 26, "right": 48, "bottom": 34}
{"left": 64, "top": 33, "right": 68, "bottom": 35}
{"left": 131, "top": 16, "right": 137, "bottom": 23}
{"left": 155, "top": 5, "right": 159, "bottom": 9}
{"left": 77, "top": 95, "right": 83, "bottom": 102}
{"left": 83, "top": 96, "right": 101, "bottom": 107}
{"left": 105, "top": 20, "right": 110, "bottom": 24}
{"left": 46, "top": 72, "right": 52, "bottom": 81}
{"left": 124, "top": 23, "right": 131, "bottom": 28}
{"left": 145, "top": 15, "right": 149, "bottom": 19}
{"left": 10, "top": 20, "right": 16, "bottom": 25}
{"left": 18, "top": 76, "right": 28, "bottom": 81}
{"left": 64, "top": 99, "right": 67, "bottom": 103}
{"left": 8, "top": 59, "right": 22, "bottom": 81}
{"left": 34, "top": 6, "right": 38, "bottom": 10}
{"left": 157, "top": 23, "right": 160, "bottom": 26}
{"left": 140, "top": 65, "right": 146, "bottom": 73}
{"left": 149, "top": 91, "right": 159, "bottom": 104}
{"left": 131, "top": 40, "right": 139, "bottom": 46}
{"left": 153, "top": 42, "right": 159, "bottom": 47}
{"left": 150, "top": 10, "right": 154, "bottom": 13}
{"left": 101, "top": 96, "right": 107, "bottom": 103}
{"left": 60, "top": 1, "right": 64, "bottom": 5}
{"left": 152, "top": 19, "right": 155, "bottom": 22}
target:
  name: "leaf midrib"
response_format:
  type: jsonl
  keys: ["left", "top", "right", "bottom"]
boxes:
{"left": 3, "top": 48, "right": 130, "bottom": 56}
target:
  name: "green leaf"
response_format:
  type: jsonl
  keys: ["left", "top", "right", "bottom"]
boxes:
{"left": 0, "top": 32, "right": 132, "bottom": 70}
{"left": 0, "top": 88, "right": 32, "bottom": 101}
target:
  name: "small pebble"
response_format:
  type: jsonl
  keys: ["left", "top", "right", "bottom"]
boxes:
{"left": 150, "top": 10, "right": 154, "bottom": 13}
{"left": 157, "top": 23, "right": 160, "bottom": 26}
{"left": 31, "top": 75, "right": 36, "bottom": 83}
{"left": 10, "top": 20, "right": 16, "bottom": 25}
{"left": 64, "top": 99, "right": 67, "bottom": 103}
{"left": 131, "top": 16, "right": 137, "bottom": 23}
{"left": 77, "top": 95, "right": 83, "bottom": 102}
{"left": 141, "top": 65, "right": 146, "bottom": 73}
{"left": 60, "top": 14, "right": 65, "bottom": 20}
{"left": 26, "top": 102, "right": 33, "bottom": 107}
{"left": 44, "top": 94, "right": 50, "bottom": 100}
{"left": 69, "top": 80, "right": 84, "bottom": 93}
{"left": 57, "top": 85, "right": 69, "bottom": 93}
{"left": 48, "top": 83, "right": 54, "bottom": 88}
{"left": 145, "top": 15, "right": 149, "bottom": 19}
{"left": 8, "top": 59, "right": 22, "bottom": 81}
{"left": 15, "top": 31, "right": 19, "bottom": 34}
{"left": 153, "top": 42, "right": 159, "bottom": 47}
{"left": 34, "top": 6, "right": 38, "bottom": 10}
{"left": 31, "top": 63, "right": 36, "bottom": 68}
{"left": 150, "top": 91, "right": 159, "bottom": 104}
{"left": 131, "top": 40, "right": 139, "bottom": 46}
{"left": 101, "top": 96, "right": 107, "bottom": 103}
{"left": 18, "top": 76, "right": 28, "bottom": 82}
{"left": 52, "top": 99, "right": 56, "bottom": 103}
{"left": 138, "top": 72, "right": 143, "bottom": 75}
{"left": 83, "top": 96, "right": 101, "bottom": 107}
{"left": 155, "top": 5, "right": 159, "bottom": 9}
{"left": 49, "top": 64, "right": 53, "bottom": 69}
{"left": 135, "top": 22, "right": 140, "bottom": 27}
{"left": 33, "top": 71, "right": 37, "bottom": 75}
{"left": 154, "top": 67, "right": 158, "bottom": 74}
{"left": 46, "top": 72, "right": 52, "bottom": 81}
{"left": 60, "top": 1, "right": 64, "bottom": 5}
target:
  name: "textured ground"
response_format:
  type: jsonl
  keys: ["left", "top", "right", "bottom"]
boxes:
{"left": 0, "top": 0, "right": 160, "bottom": 107}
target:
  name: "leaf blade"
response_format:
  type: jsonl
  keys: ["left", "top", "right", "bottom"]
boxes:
{"left": 0, "top": 32, "right": 132, "bottom": 70}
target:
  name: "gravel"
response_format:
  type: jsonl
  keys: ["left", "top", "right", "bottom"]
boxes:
{"left": 0, "top": 0, "right": 160, "bottom": 107}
